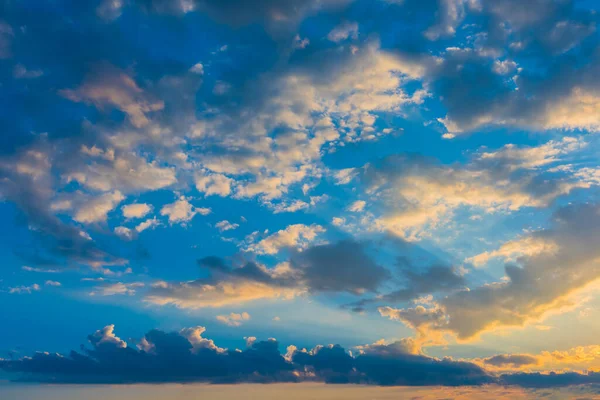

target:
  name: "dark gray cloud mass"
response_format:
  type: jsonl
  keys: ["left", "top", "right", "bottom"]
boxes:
{"left": 289, "top": 240, "right": 391, "bottom": 294}
{"left": 0, "top": 324, "right": 492, "bottom": 385}
{"left": 2, "top": 324, "right": 598, "bottom": 388}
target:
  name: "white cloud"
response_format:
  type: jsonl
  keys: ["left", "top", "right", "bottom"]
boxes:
{"left": 347, "top": 200, "right": 366, "bottom": 212}
{"left": 179, "top": 326, "right": 224, "bottom": 353}
{"left": 215, "top": 220, "right": 239, "bottom": 232}
{"left": 114, "top": 226, "right": 135, "bottom": 240}
{"left": 90, "top": 282, "right": 144, "bottom": 296}
{"left": 66, "top": 151, "right": 176, "bottom": 193}
{"left": 160, "top": 196, "right": 210, "bottom": 225}
{"left": 8, "top": 284, "right": 41, "bottom": 294}
{"left": 136, "top": 217, "right": 161, "bottom": 233}
{"left": 122, "top": 203, "right": 152, "bottom": 219}
{"left": 189, "top": 62, "right": 204, "bottom": 75}
{"left": 248, "top": 224, "right": 326, "bottom": 255}
{"left": 196, "top": 173, "right": 233, "bottom": 197}
{"left": 60, "top": 64, "right": 164, "bottom": 128}
{"left": 216, "top": 312, "right": 251, "bottom": 327}
{"left": 73, "top": 191, "right": 125, "bottom": 224}
{"left": 466, "top": 236, "right": 559, "bottom": 267}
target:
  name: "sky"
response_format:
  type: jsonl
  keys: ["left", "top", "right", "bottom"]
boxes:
{"left": 2, "top": 0, "right": 600, "bottom": 396}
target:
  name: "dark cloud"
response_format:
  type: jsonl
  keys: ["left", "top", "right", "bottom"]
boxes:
{"left": 483, "top": 354, "right": 539, "bottom": 368}
{"left": 147, "top": 240, "right": 391, "bottom": 307}
{"left": 289, "top": 240, "right": 391, "bottom": 294}
{"left": 426, "top": 0, "right": 600, "bottom": 134}
{"left": 501, "top": 372, "right": 600, "bottom": 388}
{"left": 10, "top": 324, "right": 596, "bottom": 389}
{"left": 131, "top": 0, "right": 351, "bottom": 36}
{"left": 347, "top": 262, "right": 466, "bottom": 311}
{"left": 381, "top": 263, "right": 465, "bottom": 302}
{"left": 0, "top": 324, "right": 493, "bottom": 386}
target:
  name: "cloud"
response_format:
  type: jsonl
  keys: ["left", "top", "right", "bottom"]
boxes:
{"left": 13, "top": 64, "right": 44, "bottom": 79}
{"left": 425, "top": 1, "right": 600, "bottom": 134}
{"left": 0, "top": 145, "right": 126, "bottom": 269}
{"left": 65, "top": 149, "right": 177, "bottom": 193}
{"left": 8, "top": 284, "right": 41, "bottom": 294}
{"left": 351, "top": 263, "right": 466, "bottom": 311}
{"left": 466, "top": 236, "right": 559, "bottom": 267}
{"left": 122, "top": 203, "right": 152, "bottom": 219}
{"left": 0, "top": 324, "right": 494, "bottom": 386}
{"left": 90, "top": 324, "right": 127, "bottom": 348}
{"left": 44, "top": 280, "right": 61, "bottom": 287}
{"left": 327, "top": 21, "right": 359, "bottom": 42}
{"left": 130, "top": 0, "right": 351, "bottom": 36}
{"left": 501, "top": 371, "right": 600, "bottom": 388}
{"left": 72, "top": 191, "right": 125, "bottom": 224}
{"left": 196, "top": 173, "right": 233, "bottom": 197}
{"left": 160, "top": 196, "right": 210, "bottom": 225}
{"left": 60, "top": 63, "right": 164, "bottom": 128}
{"left": 216, "top": 312, "right": 251, "bottom": 327}
{"left": 146, "top": 239, "right": 391, "bottom": 308}
{"left": 349, "top": 138, "right": 591, "bottom": 240}
{"left": 135, "top": 217, "right": 161, "bottom": 233}
{"left": 379, "top": 203, "right": 600, "bottom": 341}
{"left": 114, "top": 226, "right": 135, "bottom": 240}
{"left": 96, "top": 0, "right": 125, "bottom": 21}
{"left": 247, "top": 224, "right": 325, "bottom": 255}
{"left": 289, "top": 240, "right": 390, "bottom": 295}
{"left": 215, "top": 220, "right": 239, "bottom": 232}
{"left": 347, "top": 200, "right": 366, "bottom": 212}
{"left": 145, "top": 259, "right": 303, "bottom": 308}
{"left": 90, "top": 282, "right": 144, "bottom": 296}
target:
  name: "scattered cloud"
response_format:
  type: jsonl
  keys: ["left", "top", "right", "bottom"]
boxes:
{"left": 216, "top": 312, "right": 251, "bottom": 327}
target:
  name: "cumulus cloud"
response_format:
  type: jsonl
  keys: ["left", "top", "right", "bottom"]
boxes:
{"left": 65, "top": 149, "right": 177, "bottom": 193}
{"left": 215, "top": 220, "right": 239, "bottom": 232}
{"left": 196, "top": 173, "right": 233, "bottom": 197}
{"left": 122, "top": 203, "right": 152, "bottom": 219}
{"left": 0, "top": 324, "right": 494, "bottom": 386}
{"left": 247, "top": 224, "right": 325, "bottom": 255}
{"left": 114, "top": 226, "right": 135, "bottom": 240}
{"left": 216, "top": 312, "right": 250, "bottom": 327}
{"left": 160, "top": 196, "right": 210, "bottom": 225}
{"left": 72, "top": 191, "right": 125, "bottom": 224}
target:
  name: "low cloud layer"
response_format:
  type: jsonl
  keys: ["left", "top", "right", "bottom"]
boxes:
{"left": 3, "top": 324, "right": 598, "bottom": 389}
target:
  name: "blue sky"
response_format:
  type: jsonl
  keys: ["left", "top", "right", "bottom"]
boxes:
{"left": 2, "top": 0, "right": 600, "bottom": 391}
